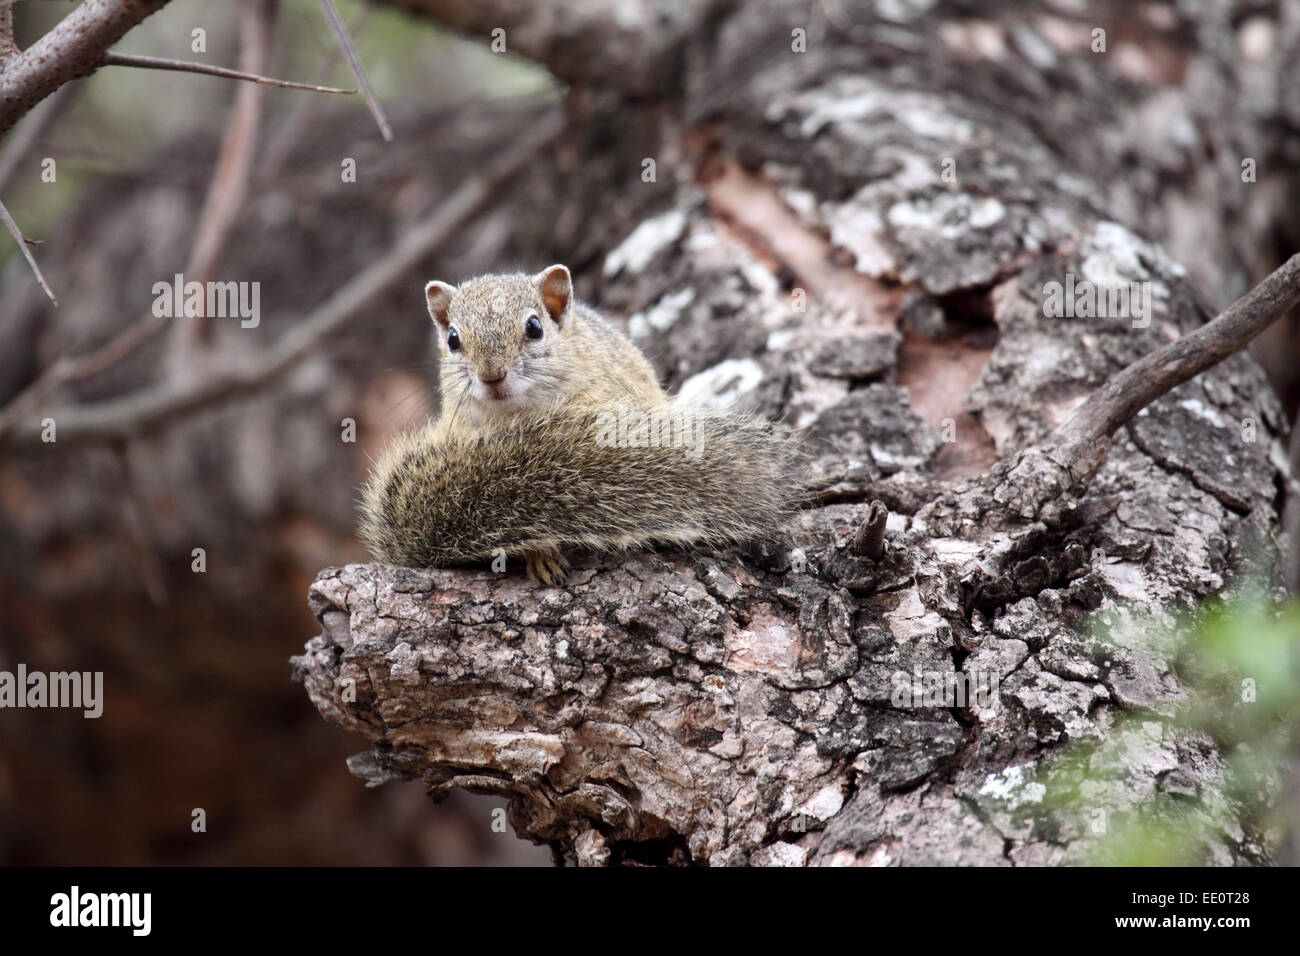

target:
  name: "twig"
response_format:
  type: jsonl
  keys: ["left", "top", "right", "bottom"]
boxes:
{"left": 0, "top": 196, "right": 56, "bottom": 304}
{"left": 98, "top": 52, "right": 355, "bottom": 94}
{"left": 852, "top": 500, "right": 889, "bottom": 559}
{"left": 2, "top": 110, "right": 564, "bottom": 449}
{"left": 0, "top": 0, "right": 174, "bottom": 138}
{"left": 318, "top": 0, "right": 392, "bottom": 141}
{"left": 1050, "top": 254, "right": 1300, "bottom": 472}
{"left": 0, "top": 312, "right": 169, "bottom": 438}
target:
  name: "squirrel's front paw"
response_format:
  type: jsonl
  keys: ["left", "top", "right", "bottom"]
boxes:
{"left": 524, "top": 546, "right": 569, "bottom": 586}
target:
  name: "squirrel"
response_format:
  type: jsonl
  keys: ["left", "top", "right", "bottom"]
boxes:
{"left": 359, "top": 264, "right": 800, "bottom": 584}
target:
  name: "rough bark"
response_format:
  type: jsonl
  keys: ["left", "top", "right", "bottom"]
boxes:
{"left": 291, "top": 1, "right": 1299, "bottom": 864}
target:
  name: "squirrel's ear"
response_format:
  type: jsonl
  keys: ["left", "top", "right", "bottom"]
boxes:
{"left": 425, "top": 281, "right": 456, "bottom": 327}
{"left": 535, "top": 265, "right": 572, "bottom": 325}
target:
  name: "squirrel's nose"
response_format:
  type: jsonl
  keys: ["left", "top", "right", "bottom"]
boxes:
{"left": 478, "top": 366, "right": 507, "bottom": 384}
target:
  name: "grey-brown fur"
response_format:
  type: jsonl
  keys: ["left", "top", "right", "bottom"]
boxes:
{"left": 359, "top": 406, "right": 800, "bottom": 567}
{"left": 359, "top": 266, "right": 801, "bottom": 581}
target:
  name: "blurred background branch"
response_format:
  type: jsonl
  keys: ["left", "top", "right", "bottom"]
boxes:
{"left": 1, "top": 107, "right": 561, "bottom": 449}
{"left": 319, "top": 0, "right": 390, "bottom": 140}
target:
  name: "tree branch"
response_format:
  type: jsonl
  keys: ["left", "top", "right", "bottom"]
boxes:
{"left": 0, "top": 0, "right": 18, "bottom": 67}
{"left": 0, "top": 195, "right": 55, "bottom": 304}
{"left": 983, "top": 253, "right": 1300, "bottom": 524}
{"left": 98, "top": 52, "right": 355, "bottom": 94}
{"left": 318, "top": 0, "right": 391, "bottom": 141}
{"left": 0, "top": 312, "right": 167, "bottom": 439}
{"left": 1051, "top": 254, "right": 1300, "bottom": 473}
{"left": 0, "top": 0, "right": 174, "bottom": 137}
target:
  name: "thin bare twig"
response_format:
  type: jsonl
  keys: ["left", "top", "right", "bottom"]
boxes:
{"left": 1050, "top": 254, "right": 1300, "bottom": 472}
{"left": 319, "top": 0, "right": 392, "bottom": 141}
{"left": 2, "top": 110, "right": 564, "bottom": 449}
{"left": 0, "top": 196, "right": 56, "bottom": 304}
{"left": 98, "top": 51, "right": 355, "bottom": 94}
{"left": 0, "top": 9, "right": 70, "bottom": 307}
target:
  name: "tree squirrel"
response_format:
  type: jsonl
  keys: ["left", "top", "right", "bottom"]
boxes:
{"left": 359, "top": 265, "right": 800, "bottom": 584}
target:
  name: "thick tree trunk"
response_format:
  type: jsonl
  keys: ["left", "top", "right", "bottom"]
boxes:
{"left": 291, "top": 1, "right": 1298, "bottom": 864}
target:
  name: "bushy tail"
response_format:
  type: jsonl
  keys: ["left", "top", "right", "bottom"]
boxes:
{"left": 359, "top": 403, "right": 802, "bottom": 568}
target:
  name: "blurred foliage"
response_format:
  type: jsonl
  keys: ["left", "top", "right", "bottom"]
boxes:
{"left": 1043, "top": 585, "right": 1300, "bottom": 865}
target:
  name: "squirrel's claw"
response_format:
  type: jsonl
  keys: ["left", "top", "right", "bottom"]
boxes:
{"left": 524, "top": 547, "right": 569, "bottom": 586}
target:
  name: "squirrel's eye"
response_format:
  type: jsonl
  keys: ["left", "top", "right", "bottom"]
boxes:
{"left": 524, "top": 314, "right": 544, "bottom": 340}
{"left": 446, "top": 327, "right": 461, "bottom": 351}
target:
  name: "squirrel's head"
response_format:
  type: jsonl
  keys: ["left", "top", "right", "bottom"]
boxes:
{"left": 425, "top": 265, "right": 575, "bottom": 413}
